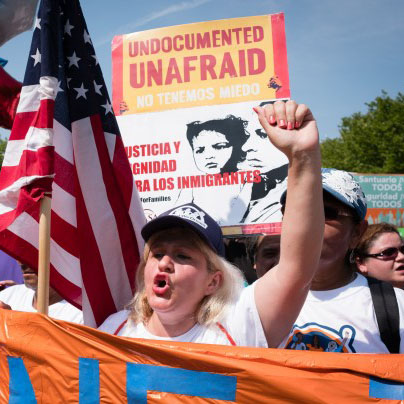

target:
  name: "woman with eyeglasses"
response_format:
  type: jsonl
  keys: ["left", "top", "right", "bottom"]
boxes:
{"left": 280, "top": 168, "right": 404, "bottom": 353}
{"left": 355, "top": 223, "right": 404, "bottom": 289}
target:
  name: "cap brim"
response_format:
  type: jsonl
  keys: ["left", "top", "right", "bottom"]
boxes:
{"left": 141, "top": 215, "right": 217, "bottom": 253}
{"left": 322, "top": 184, "right": 354, "bottom": 210}
{"left": 280, "top": 187, "right": 357, "bottom": 213}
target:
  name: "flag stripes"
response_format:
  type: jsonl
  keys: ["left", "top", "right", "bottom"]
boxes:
{"left": 0, "top": 0, "right": 145, "bottom": 326}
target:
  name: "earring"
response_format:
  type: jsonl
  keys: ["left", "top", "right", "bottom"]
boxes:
{"left": 349, "top": 249, "right": 356, "bottom": 264}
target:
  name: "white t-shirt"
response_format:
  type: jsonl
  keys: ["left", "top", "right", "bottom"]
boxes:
{"left": 99, "top": 283, "right": 267, "bottom": 347}
{"left": 0, "top": 284, "right": 83, "bottom": 324}
{"left": 282, "top": 274, "right": 404, "bottom": 353}
{"left": 290, "top": 341, "right": 307, "bottom": 350}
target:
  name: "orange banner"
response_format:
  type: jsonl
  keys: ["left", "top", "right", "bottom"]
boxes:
{"left": 0, "top": 310, "right": 403, "bottom": 403}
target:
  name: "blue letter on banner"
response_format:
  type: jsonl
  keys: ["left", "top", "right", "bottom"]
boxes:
{"left": 79, "top": 358, "right": 100, "bottom": 404}
{"left": 7, "top": 357, "right": 36, "bottom": 404}
{"left": 369, "top": 376, "right": 404, "bottom": 400}
{"left": 127, "top": 363, "right": 237, "bottom": 403}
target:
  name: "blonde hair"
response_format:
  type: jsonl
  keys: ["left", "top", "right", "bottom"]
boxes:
{"left": 127, "top": 228, "right": 245, "bottom": 326}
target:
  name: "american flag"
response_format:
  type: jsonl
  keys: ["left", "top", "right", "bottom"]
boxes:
{"left": 0, "top": 0, "right": 145, "bottom": 326}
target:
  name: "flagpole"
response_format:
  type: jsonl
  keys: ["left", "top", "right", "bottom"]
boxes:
{"left": 37, "top": 195, "right": 51, "bottom": 315}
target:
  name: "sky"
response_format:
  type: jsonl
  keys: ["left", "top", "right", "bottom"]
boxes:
{"left": 1, "top": 0, "right": 403, "bottom": 141}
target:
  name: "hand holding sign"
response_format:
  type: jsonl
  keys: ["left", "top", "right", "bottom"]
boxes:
{"left": 253, "top": 100, "right": 320, "bottom": 160}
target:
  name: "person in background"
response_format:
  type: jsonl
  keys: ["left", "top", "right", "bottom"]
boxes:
{"left": 280, "top": 169, "right": 404, "bottom": 353}
{"left": 0, "top": 249, "right": 23, "bottom": 288}
{"left": 253, "top": 234, "right": 281, "bottom": 278}
{"left": 99, "top": 100, "right": 324, "bottom": 348}
{"left": 0, "top": 261, "right": 83, "bottom": 324}
{"left": 355, "top": 223, "right": 404, "bottom": 289}
{"left": 224, "top": 238, "right": 256, "bottom": 285}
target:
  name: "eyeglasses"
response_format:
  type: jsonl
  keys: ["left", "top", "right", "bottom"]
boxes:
{"left": 280, "top": 204, "right": 354, "bottom": 221}
{"left": 362, "top": 246, "right": 404, "bottom": 261}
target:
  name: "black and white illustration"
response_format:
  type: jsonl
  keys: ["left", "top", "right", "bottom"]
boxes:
{"left": 117, "top": 99, "right": 288, "bottom": 227}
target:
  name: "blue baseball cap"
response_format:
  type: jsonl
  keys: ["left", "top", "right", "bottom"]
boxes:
{"left": 280, "top": 168, "right": 367, "bottom": 220}
{"left": 141, "top": 203, "right": 225, "bottom": 257}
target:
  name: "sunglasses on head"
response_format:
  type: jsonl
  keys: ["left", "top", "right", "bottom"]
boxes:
{"left": 362, "top": 245, "right": 404, "bottom": 261}
{"left": 280, "top": 204, "right": 354, "bottom": 221}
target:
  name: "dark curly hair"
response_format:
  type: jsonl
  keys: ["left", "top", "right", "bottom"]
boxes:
{"left": 186, "top": 115, "right": 248, "bottom": 174}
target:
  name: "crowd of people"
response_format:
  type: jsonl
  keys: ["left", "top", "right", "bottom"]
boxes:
{"left": 1, "top": 100, "right": 403, "bottom": 354}
{"left": 251, "top": 168, "right": 404, "bottom": 353}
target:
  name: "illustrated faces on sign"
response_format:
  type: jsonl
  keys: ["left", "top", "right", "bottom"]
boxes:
{"left": 187, "top": 115, "right": 248, "bottom": 175}
{"left": 237, "top": 110, "right": 285, "bottom": 174}
{"left": 192, "top": 130, "right": 233, "bottom": 174}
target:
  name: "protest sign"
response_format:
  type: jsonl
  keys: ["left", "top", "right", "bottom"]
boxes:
{"left": 0, "top": 310, "right": 403, "bottom": 402}
{"left": 354, "top": 174, "right": 404, "bottom": 227}
{"left": 112, "top": 14, "right": 290, "bottom": 234}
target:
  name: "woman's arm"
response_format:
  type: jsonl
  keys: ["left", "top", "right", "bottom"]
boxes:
{"left": 253, "top": 100, "right": 324, "bottom": 347}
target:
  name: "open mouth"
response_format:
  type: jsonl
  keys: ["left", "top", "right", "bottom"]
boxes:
{"left": 153, "top": 274, "right": 170, "bottom": 295}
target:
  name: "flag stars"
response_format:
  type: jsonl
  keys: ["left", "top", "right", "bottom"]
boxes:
{"left": 93, "top": 80, "right": 103, "bottom": 95}
{"left": 101, "top": 100, "right": 113, "bottom": 115}
{"left": 56, "top": 81, "right": 64, "bottom": 95}
{"left": 35, "top": 18, "right": 41, "bottom": 30}
{"left": 91, "top": 54, "right": 99, "bottom": 66}
{"left": 74, "top": 83, "right": 88, "bottom": 99}
{"left": 31, "top": 49, "right": 41, "bottom": 66}
{"left": 83, "top": 30, "right": 92, "bottom": 45}
{"left": 64, "top": 20, "right": 74, "bottom": 36}
{"left": 67, "top": 51, "right": 81, "bottom": 68}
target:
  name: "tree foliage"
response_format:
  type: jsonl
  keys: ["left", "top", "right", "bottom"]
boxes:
{"left": 321, "top": 91, "right": 404, "bottom": 173}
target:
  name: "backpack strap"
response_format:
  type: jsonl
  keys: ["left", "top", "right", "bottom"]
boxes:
{"left": 367, "top": 276, "right": 400, "bottom": 353}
